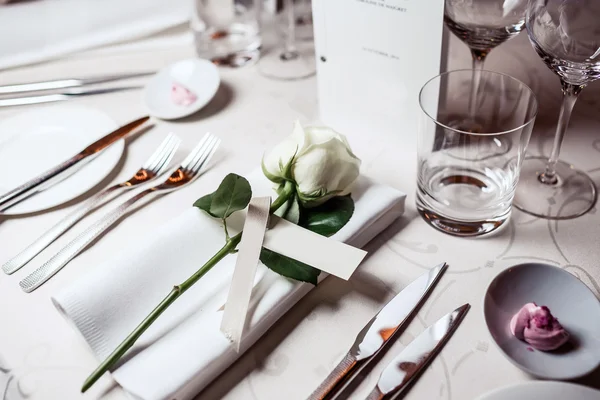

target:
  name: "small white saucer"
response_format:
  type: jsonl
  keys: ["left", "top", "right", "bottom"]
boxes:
{"left": 483, "top": 263, "right": 600, "bottom": 380}
{"left": 0, "top": 105, "right": 123, "bottom": 215}
{"left": 143, "top": 58, "right": 220, "bottom": 120}
{"left": 475, "top": 381, "right": 600, "bottom": 400}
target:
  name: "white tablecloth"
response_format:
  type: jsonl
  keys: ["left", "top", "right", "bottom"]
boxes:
{"left": 0, "top": 28, "right": 599, "bottom": 400}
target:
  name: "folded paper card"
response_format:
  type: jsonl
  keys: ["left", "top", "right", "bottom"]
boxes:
{"left": 52, "top": 172, "right": 406, "bottom": 400}
{"left": 313, "top": 0, "right": 444, "bottom": 147}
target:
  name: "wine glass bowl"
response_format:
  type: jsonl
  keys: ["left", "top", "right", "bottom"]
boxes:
{"left": 445, "top": 0, "right": 528, "bottom": 57}
{"left": 526, "top": 1, "right": 600, "bottom": 85}
{"left": 513, "top": 0, "right": 600, "bottom": 219}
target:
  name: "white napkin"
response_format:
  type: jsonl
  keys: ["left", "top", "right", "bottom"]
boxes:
{"left": 0, "top": 0, "right": 189, "bottom": 70}
{"left": 52, "top": 174, "right": 406, "bottom": 400}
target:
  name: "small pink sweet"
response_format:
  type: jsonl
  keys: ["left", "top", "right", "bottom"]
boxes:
{"left": 171, "top": 82, "right": 197, "bottom": 106}
{"left": 509, "top": 302, "right": 570, "bottom": 351}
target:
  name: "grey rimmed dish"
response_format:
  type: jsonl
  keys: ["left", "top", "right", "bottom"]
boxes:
{"left": 483, "top": 262, "right": 600, "bottom": 380}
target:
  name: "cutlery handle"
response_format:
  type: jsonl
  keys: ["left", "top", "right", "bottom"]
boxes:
{"left": 308, "top": 352, "right": 357, "bottom": 400}
{"left": 19, "top": 188, "right": 155, "bottom": 293}
{"left": 0, "top": 154, "right": 85, "bottom": 212}
{"left": 365, "top": 388, "right": 385, "bottom": 400}
{"left": 2, "top": 184, "right": 124, "bottom": 275}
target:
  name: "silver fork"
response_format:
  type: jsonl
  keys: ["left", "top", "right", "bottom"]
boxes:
{"left": 3, "top": 134, "right": 181, "bottom": 275}
{"left": 20, "top": 133, "right": 220, "bottom": 293}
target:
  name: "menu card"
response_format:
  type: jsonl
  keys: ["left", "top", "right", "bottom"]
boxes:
{"left": 313, "top": 0, "right": 445, "bottom": 146}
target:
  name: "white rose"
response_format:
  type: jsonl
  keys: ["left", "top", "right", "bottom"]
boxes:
{"left": 262, "top": 121, "right": 361, "bottom": 207}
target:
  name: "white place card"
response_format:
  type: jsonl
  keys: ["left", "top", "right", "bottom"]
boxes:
{"left": 313, "top": 0, "right": 445, "bottom": 147}
{"left": 263, "top": 216, "right": 367, "bottom": 280}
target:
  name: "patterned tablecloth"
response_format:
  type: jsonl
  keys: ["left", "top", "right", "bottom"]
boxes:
{"left": 0, "top": 27, "right": 599, "bottom": 400}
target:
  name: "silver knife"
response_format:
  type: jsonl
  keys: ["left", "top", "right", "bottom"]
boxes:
{"left": 0, "top": 115, "right": 150, "bottom": 212}
{"left": 0, "top": 86, "right": 142, "bottom": 108}
{"left": 307, "top": 262, "right": 448, "bottom": 400}
{"left": 365, "top": 304, "right": 470, "bottom": 400}
{"left": 0, "top": 72, "right": 153, "bottom": 94}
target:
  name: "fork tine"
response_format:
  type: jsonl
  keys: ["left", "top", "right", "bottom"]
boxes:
{"left": 183, "top": 135, "right": 216, "bottom": 173}
{"left": 184, "top": 135, "right": 216, "bottom": 172}
{"left": 147, "top": 134, "right": 181, "bottom": 171}
{"left": 149, "top": 136, "right": 181, "bottom": 174}
{"left": 188, "top": 136, "right": 220, "bottom": 174}
{"left": 142, "top": 133, "right": 177, "bottom": 170}
{"left": 181, "top": 133, "right": 213, "bottom": 170}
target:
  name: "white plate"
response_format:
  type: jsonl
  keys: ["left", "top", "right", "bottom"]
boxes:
{"left": 143, "top": 58, "right": 220, "bottom": 120}
{"left": 0, "top": 105, "right": 123, "bottom": 215}
{"left": 475, "top": 381, "right": 600, "bottom": 400}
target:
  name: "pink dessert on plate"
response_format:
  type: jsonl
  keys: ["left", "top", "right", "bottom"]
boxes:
{"left": 171, "top": 82, "right": 197, "bottom": 106}
{"left": 509, "top": 302, "right": 570, "bottom": 351}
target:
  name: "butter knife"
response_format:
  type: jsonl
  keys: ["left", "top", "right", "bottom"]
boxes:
{"left": 0, "top": 116, "right": 150, "bottom": 212}
{"left": 366, "top": 303, "right": 470, "bottom": 400}
{"left": 307, "top": 262, "right": 448, "bottom": 400}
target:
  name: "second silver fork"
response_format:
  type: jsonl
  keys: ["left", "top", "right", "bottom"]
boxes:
{"left": 19, "top": 133, "right": 220, "bottom": 293}
{"left": 2, "top": 134, "right": 181, "bottom": 275}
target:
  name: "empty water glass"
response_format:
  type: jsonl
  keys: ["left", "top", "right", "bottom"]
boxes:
{"left": 191, "top": 0, "right": 262, "bottom": 60}
{"left": 416, "top": 70, "right": 538, "bottom": 236}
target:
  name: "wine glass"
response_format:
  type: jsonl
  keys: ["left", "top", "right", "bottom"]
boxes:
{"left": 444, "top": 0, "right": 529, "bottom": 157}
{"left": 513, "top": 0, "right": 600, "bottom": 219}
{"left": 258, "top": 0, "right": 315, "bottom": 80}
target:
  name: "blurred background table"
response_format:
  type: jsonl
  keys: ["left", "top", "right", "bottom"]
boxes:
{"left": 0, "top": 25, "right": 599, "bottom": 400}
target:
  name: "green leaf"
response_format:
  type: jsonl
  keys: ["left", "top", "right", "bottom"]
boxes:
{"left": 299, "top": 194, "right": 354, "bottom": 237}
{"left": 193, "top": 173, "right": 252, "bottom": 219}
{"left": 193, "top": 193, "right": 217, "bottom": 217}
{"left": 260, "top": 248, "right": 320, "bottom": 285}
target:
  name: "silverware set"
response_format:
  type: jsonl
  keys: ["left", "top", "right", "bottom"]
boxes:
{"left": 0, "top": 116, "right": 150, "bottom": 212}
{"left": 307, "top": 263, "right": 470, "bottom": 400}
{"left": 2, "top": 130, "right": 221, "bottom": 293}
{"left": 0, "top": 72, "right": 153, "bottom": 107}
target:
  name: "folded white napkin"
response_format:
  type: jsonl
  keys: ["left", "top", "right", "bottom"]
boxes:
{"left": 52, "top": 173, "right": 406, "bottom": 400}
{"left": 0, "top": 0, "right": 189, "bottom": 70}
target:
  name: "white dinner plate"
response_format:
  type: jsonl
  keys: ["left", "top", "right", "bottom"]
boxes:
{"left": 475, "top": 381, "right": 600, "bottom": 400}
{"left": 0, "top": 105, "right": 123, "bottom": 215}
{"left": 143, "top": 58, "right": 220, "bottom": 120}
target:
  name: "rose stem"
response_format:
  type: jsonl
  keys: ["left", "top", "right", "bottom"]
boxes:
{"left": 81, "top": 182, "right": 294, "bottom": 393}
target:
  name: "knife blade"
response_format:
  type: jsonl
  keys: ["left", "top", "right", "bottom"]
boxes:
{"left": 0, "top": 86, "right": 143, "bottom": 108}
{"left": 366, "top": 303, "right": 470, "bottom": 400}
{"left": 0, "top": 72, "right": 153, "bottom": 95}
{"left": 307, "top": 262, "right": 448, "bottom": 400}
{"left": 0, "top": 115, "right": 150, "bottom": 212}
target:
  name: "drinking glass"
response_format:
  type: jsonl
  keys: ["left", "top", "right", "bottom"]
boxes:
{"left": 445, "top": 0, "right": 529, "bottom": 123}
{"left": 258, "top": 0, "right": 315, "bottom": 80}
{"left": 294, "top": 0, "right": 314, "bottom": 41}
{"left": 417, "top": 70, "right": 537, "bottom": 237}
{"left": 513, "top": 0, "right": 600, "bottom": 219}
{"left": 191, "top": 0, "right": 261, "bottom": 61}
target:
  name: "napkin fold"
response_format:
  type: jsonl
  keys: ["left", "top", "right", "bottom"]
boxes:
{"left": 0, "top": 0, "right": 189, "bottom": 70}
{"left": 52, "top": 173, "right": 406, "bottom": 400}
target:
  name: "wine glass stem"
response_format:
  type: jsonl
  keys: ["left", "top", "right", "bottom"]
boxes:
{"left": 540, "top": 81, "right": 583, "bottom": 185}
{"left": 282, "top": 0, "right": 298, "bottom": 60}
{"left": 468, "top": 49, "right": 488, "bottom": 118}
